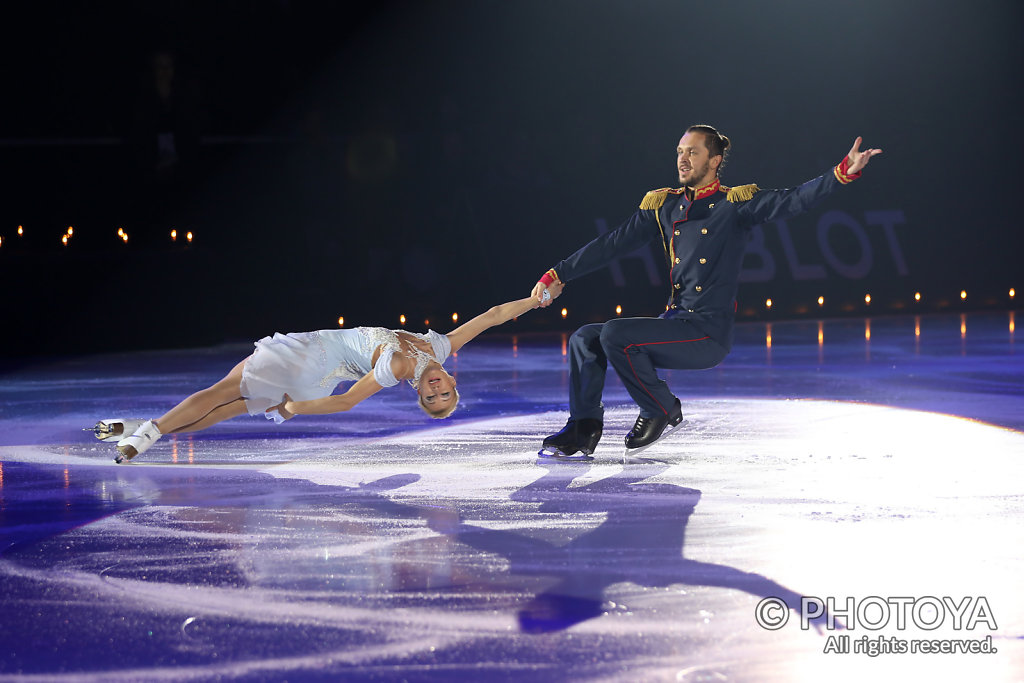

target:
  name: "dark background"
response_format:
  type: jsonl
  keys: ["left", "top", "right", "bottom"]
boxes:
{"left": 2, "top": 0, "right": 1022, "bottom": 356}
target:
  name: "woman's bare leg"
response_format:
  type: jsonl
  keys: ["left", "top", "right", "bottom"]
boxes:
{"left": 167, "top": 397, "right": 249, "bottom": 433}
{"left": 154, "top": 359, "right": 249, "bottom": 435}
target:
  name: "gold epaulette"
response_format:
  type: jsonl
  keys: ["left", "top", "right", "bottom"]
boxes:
{"left": 639, "top": 188, "right": 673, "bottom": 211}
{"left": 725, "top": 184, "right": 759, "bottom": 203}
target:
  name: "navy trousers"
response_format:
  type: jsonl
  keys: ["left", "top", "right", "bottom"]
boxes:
{"left": 568, "top": 317, "right": 729, "bottom": 420}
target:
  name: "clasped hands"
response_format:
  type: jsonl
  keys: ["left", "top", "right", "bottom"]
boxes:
{"left": 531, "top": 279, "right": 564, "bottom": 308}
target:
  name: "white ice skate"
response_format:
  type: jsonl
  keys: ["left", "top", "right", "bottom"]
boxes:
{"left": 85, "top": 419, "right": 147, "bottom": 442}
{"left": 115, "top": 420, "right": 162, "bottom": 463}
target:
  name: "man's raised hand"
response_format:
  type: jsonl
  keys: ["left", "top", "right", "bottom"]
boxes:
{"left": 846, "top": 136, "right": 882, "bottom": 175}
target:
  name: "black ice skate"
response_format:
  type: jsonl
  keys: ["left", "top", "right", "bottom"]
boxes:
{"left": 538, "top": 418, "right": 603, "bottom": 460}
{"left": 84, "top": 419, "right": 146, "bottom": 442}
{"left": 624, "top": 399, "right": 683, "bottom": 450}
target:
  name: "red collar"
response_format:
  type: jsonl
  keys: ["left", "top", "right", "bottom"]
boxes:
{"left": 689, "top": 177, "right": 721, "bottom": 201}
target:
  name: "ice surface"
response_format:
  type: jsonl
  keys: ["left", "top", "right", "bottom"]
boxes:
{"left": 1, "top": 313, "right": 1022, "bottom": 681}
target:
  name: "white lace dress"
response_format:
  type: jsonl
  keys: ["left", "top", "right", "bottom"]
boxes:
{"left": 239, "top": 327, "right": 452, "bottom": 423}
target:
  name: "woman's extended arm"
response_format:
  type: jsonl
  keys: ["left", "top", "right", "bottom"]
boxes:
{"left": 279, "top": 371, "right": 385, "bottom": 417}
{"left": 447, "top": 283, "right": 563, "bottom": 353}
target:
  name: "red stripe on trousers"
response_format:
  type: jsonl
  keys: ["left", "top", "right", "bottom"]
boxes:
{"left": 623, "top": 336, "right": 710, "bottom": 415}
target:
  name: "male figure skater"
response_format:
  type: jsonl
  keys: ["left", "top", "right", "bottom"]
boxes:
{"left": 532, "top": 124, "right": 881, "bottom": 457}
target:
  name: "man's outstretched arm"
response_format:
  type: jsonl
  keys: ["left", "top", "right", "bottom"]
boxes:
{"left": 531, "top": 207, "right": 662, "bottom": 305}
{"left": 739, "top": 136, "right": 883, "bottom": 226}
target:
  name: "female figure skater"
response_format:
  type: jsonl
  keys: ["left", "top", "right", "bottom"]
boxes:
{"left": 99, "top": 285, "right": 562, "bottom": 462}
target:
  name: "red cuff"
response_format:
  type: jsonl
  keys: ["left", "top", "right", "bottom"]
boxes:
{"left": 538, "top": 269, "right": 560, "bottom": 287}
{"left": 833, "top": 156, "right": 861, "bottom": 184}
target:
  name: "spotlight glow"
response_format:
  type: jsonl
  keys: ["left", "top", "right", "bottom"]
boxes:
{"left": 399, "top": 314, "right": 406, "bottom": 325}
{"left": 864, "top": 294, "right": 872, "bottom": 305}
{"left": 561, "top": 308, "right": 568, "bottom": 319}
{"left": 765, "top": 299, "right": 773, "bottom": 309}
{"left": 17, "top": 225, "right": 23, "bottom": 236}
{"left": 1010, "top": 288, "right": 1016, "bottom": 299}
{"left": 186, "top": 231, "right": 193, "bottom": 243}
{"left": 452, "top": 313, "right": 458, "bottom": 323}
{"left": 960, "top": 290, "right": 967, "bottom": 300}
{"left": 337, "top": 316, "right": 344, "bottom": 327}
{"left": 170, "top": 229, "right": 177, "bottom": 241}
{"left": 817, "top": 296, "right": 824, "bottom": 306}
{"left": 915, "top": 292, "right": 922, "bottom": 302}
{"left": 615, "top": 305, "right": 622, "bottom": 315}
{"left": 66, "top": 226, "right": 74, "bottom": 236}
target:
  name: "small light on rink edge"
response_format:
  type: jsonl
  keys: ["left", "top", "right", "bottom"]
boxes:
{"left": 171, "top": 229, "right": 177, "bottom": 241}
{"left": 1010, "top": 288, "right": 1016, "bottom": 299}
{"left": 337, "top": 316, "right": 344, "bottom": 327}
{"left": 615, "top": 305, "right": 622, "bottom": 315}
{"left": 817, "top": 296, "right": 824, "bottom": 306}
{"left": 561, "top": 308, "right": 568, "bottom": 319}
{"left": 17, "top": 225, "right": 24, "bottom": 236}
{"left": 186, "top": 231, "right": 193, "bottom": 243}
{"left": 960, "top": 290, "right": 967, "bottom": 300}
{"left": 66, "top": 226, "right": 74, "bottom": 236}
{"left": 62, "top": 235, "right": 68, "bottom": 245}
{"left": 399, "top": 314, "right": 406, "bottom": 325}
{"left": 452, "top": 312, "right": 458, "bottom": 323}
{"left": 915, "top": 292, "right": 922, "bottom": 302}
{"left": 765, "top": 299, "right": 772, "bottom": 309}
{"left": 864, "top": 294, "right": 872, "bottom": 305}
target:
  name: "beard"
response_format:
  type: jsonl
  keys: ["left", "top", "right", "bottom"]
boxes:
{"left": 678, "top": 160, "right": 713, "bottom": 188}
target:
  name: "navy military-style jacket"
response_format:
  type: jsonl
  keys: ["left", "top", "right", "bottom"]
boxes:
{"left": 548, "top": 160, "right": 860, "bottom": 349}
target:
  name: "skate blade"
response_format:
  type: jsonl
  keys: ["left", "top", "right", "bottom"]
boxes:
{"left": 623, "top": 419, "right": 686, "bottom": 456}
{"left": 538, "top": 447, "right": 594, "bottom": 462}
{"left": 86, "top": 420, "right": 125, "bottom": 442}
{"left": 114, "top": 444, "right": 138, "bottom": 464}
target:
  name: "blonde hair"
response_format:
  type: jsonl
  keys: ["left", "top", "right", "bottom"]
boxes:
{"left": 418, "top": 386, "right": 460, "bottom": 419}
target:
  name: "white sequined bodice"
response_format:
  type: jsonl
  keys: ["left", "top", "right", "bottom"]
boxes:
{"left": 362, "top": 328, "right": 440, "bottom": 386}
{"left": 318, "top": 327, "right": 445, "bottom": 389}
